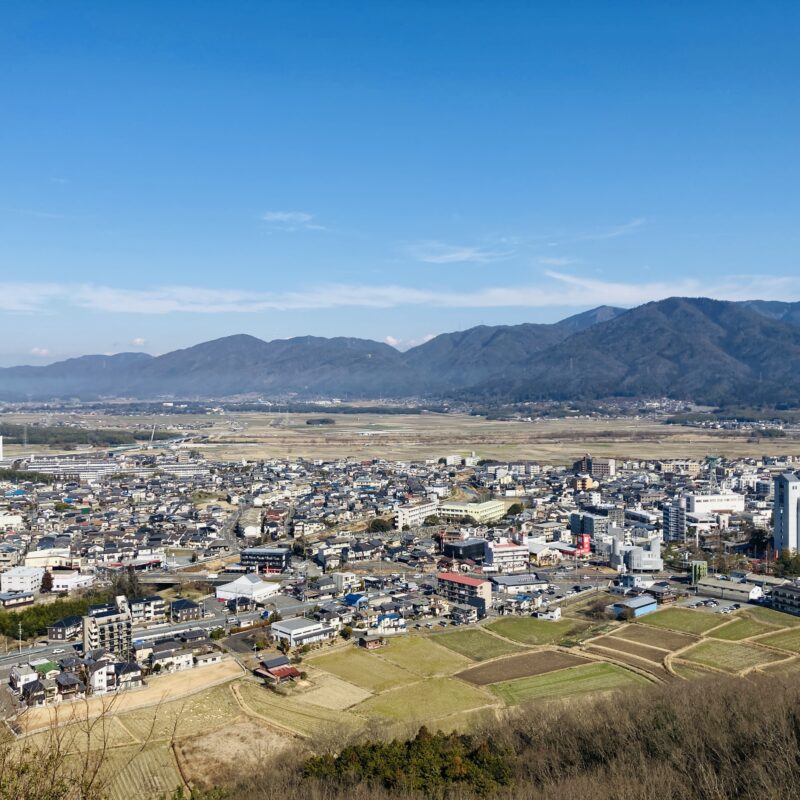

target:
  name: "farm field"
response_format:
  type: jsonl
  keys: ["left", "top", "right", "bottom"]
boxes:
{"left": 17, "top": 659, "right": 244, "bottom": 734}
{"left": 757, "top": 628, "right": 800, "bottom": 653}
{"left": 354, "top": 677, "right": 493, "bottom": 723}
{"left": 485, "top": 617, "right": 585, "bottom": 646}
{"left": 490, "top": 663, "right": 650, "bottom": 705}
{"left": 681, "top": 640, "right": 784, "bottom": 674}
{"left": 742, "top": 606, "right": 800, "bottom": 628}
{"left": 174, "top": 717, "right": 290, "bottom": 791}
{"left": 434, "top": 629, "right": 524, "bottom": 661}
{"left": 457, "top": 650, "right": 588, "bottom": 686}
{"left": 592, "top": 636, "right": 667, "bottom": 663}
{"left": 375, "top": 635, "right": 472, "bottom": 676}
{"left": 294, "top": 673, "right": 372, "bottom": 710}
{"left": 236, "top": 681, "right": 362, "bottom": 737}
{"left": 614, "top": 624, "right": 697, "bottom": 651}
{"left": 307, "top": 647, "right": 417, "bottom": 692}
{"left": 11, "top": 410, "right": 800, "bottom": 463}
{"left": 638, "top": 608, "right": 724, "bottom": 635}
{"left": 708, "top": 616, "right": 779, "bottom": 641}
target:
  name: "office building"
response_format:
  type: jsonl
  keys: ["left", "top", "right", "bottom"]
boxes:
{"left": 774, "top": 473, "right": 800, "bottom": 553}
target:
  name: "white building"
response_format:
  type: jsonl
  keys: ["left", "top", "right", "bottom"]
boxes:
{"left": 394, "top": 500, "right": 439, "bottom": 529}
{"left": 215, "top": 574, "right": 281, "bottom": 604}
{"left": 270, "top": 617, "right": 337, "bottom": 648}
{"left": 51, "top": 572, "right": 95, "bottom": 594}
{"left": 685, "top": 493, "right": 745, "bottom": 515}
{"left": 1, "top": 566, "right": 44, "bottom": 594}
{"left": 437, "top": 500, "right": 506, "bottom": 525}
{"left": 774, "top": 473, "right": 800, "bottom": 553}
{"left": 483, "top": 539, "right": 530, "bottom": 574}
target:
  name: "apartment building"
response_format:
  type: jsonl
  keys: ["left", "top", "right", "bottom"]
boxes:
{"left": 82, "top": 604, "right": 133, "bottom": 657}
{"left": 436, "top": 572, "right": 492, "bottom": 614}
{"left": 483, "top": 539, "right": 529, "bottom": 574}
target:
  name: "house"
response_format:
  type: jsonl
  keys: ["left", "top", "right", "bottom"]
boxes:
{"left": 152, "top": 648, "right": 193, "bottom": 673}
{"left": 170, "top": 598, "right": 201, "bottom": 622}
{"left": 9, "top": 664, "right": 38, "bottom": 693}
{"left": 448, "top": 603, "right": 479, "bottom": 624}
{"left": 48, "top": 615, "right": 83, "bottom": 641}
{"left": 0, "top": 590, "right": 34, "bottom": 609}
{"left": 270, "top": 617, "right": 337, "bottom": 648}
{"left": 55, "top": 672, "right": 86, "bottom": 702}
{"left": 254, "top": 655, "right": 301, "bottom": 684}
{"left": 373, "top": 613, "right": 407, "bottom": 635}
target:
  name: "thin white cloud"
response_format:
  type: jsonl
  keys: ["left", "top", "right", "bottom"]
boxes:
{"left": 537, "top": 256, "right": 579, "bottom": 266}
{"left": 579, "top": 217, "right": 646, "bottom": 240}
{"left": 261, "top": 210, "right": 327, "bottom": 231}
{"left": 130, "top": 337, "right": 146, "bottom": 347}
{"left": 30, "top": 347, "right": 50, "bottom": 357}
{"left": 409, "top": 241, "right": 515, "bottom": 264}
{"left": 4, "top": 273, "right": 800, "bottom": 316}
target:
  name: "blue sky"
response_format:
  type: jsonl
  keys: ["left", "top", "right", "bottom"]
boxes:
{"left": 1, "top": 1, "right": 799, "bottom": 365}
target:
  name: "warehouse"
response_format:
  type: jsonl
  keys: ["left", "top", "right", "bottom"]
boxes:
{"left": 696, "top": 577, "right": 762, "bottom": 603}
{"left": 215, "top": 574, "right": 281, "bottom": 604}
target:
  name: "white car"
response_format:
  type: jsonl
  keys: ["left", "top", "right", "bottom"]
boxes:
{"left": 52, "top": 648, "right": 65, "bottom": 654}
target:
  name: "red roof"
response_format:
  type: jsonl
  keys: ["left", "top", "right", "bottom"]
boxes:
{"left": 269, "top": 666, "right": 301, "bottom": 679}
{"left": 437, "top": 572, "right": 487, "bottom": 588}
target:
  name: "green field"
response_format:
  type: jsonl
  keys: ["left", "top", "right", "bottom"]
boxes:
{"left": 681, "top": 640, "right": 783, "bottom": 673}
{"left": 758, "top": 628, "right": 800, "bottom": 653}
{"left": 638, "top": 608, "right": 723, "bottom": 635}
{"left": 434, "top": 629, "right": 524, "bottom": 661}
{"left": 308, "top": 647, "right": 417, "bottom": 692}
{"left": 485, "top": 617, "right": 584, "bottom": 646}
{"left": 741, "top": 606, "right": 800, "bottom": 628}
{"left": 489, "top": 663, "right": 649, "bottom": 705}
{"left": 376, "top": 636, "right": 471, "bottom": 676}
{"left": 354, "top": 677, "right": 492, "bottom": 723}
{"left": 708, "top": 616, "right": 778, "bottom": 641}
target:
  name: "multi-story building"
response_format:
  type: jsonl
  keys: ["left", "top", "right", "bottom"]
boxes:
{"left": 0, "top": 566, "right": 44, "bottom": 594}
{"left": 436, "top": 572, "right": 492, "bottom": 614}
{"left": 128, "top": 595, "right": 167, "bottom": 624}
{"left": 685, "top": 492, "right": 745, "bottom": 515}
{"left": 437, "top": 500, "right": 505, "bottom": 525}
{"left": 774, "top": 473, "right": 800, "bottom": 553}
{"left": 82, "top": 604, "right": 133, "bottom": 658}
{"left": 483, "top": 539, "right": 529, "bottom": 574}
{"left": 394, "top": 500, "right": 439, "bottom": 529}
{"left": 239, "top": 546, "right": 292, "bottom": 573}
{"left": 770, "top": 583, "right": 800, "bottom": 616}
{"left": 662, "top": 501, "right": 687, "bottom": 542}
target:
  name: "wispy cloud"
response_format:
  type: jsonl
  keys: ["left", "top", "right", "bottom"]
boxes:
{"left": 4, "top": 273, "right": 800, "bottom": 315}
{"left": 578, "top": 217, "right": 646, "bottom": 241}
{"left": 261, "top": 210, "right": 327, "bottom": 231}
{"left": 408, "top": 241, "right": 515, "bottom": 264}
{"left": 130, "top": 337, "right": 146, "bottom": 347}
{"left": 537, "top": 256, "right": 579, "bottom": 266}
{"left": 30, "top": 347, "right": 50, "bottom": 357}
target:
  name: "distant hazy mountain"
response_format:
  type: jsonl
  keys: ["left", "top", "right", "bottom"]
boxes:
{"left": 1, "top": 299, "right": 799, "bottom": 405}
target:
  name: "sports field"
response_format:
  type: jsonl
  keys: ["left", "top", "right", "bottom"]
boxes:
{"left": 485, "top": 617, "right": 585, "bottom": 645}
{"left": 490, "top": 662, "right": 650, "bottom": 705}
{"left": 638, "top": 608, "right": 724, "bottom": 635}
{"left": 433, "top": 629, "right": 524, "bottom": 661}
{"left": 353, "top": 677, "right": 492, "bottom": 723}
{"left": 681, "top": 640, "right": 784, "bottom": 673}
{"left": 456, "top": 650, "right": 588, "bottom": 685}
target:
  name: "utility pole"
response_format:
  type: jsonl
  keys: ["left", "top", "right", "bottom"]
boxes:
{"left": 18, "top": 621, "right": 22, "bottom": 654}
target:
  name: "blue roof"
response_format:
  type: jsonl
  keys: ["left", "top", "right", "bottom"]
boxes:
{"left": 344, "top": 593, "right": 366, "bottom": 606}
{"left": 617, "top": 596, "right": 657, "bottom": 609}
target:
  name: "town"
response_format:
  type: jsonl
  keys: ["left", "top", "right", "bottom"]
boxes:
{"left": 1, "top": 428, "right": 799, "bottom": 742}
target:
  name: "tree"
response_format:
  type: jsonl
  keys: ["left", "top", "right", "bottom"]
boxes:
{"left": 340, "top": 625, "right": 353, "bottom": 640}
{"left": 505, "top": 503, "right": 524, "bottom": 517}
{"left": 369, "top": 518, "right": 391, "bottom": 533}
{"left": 748, "top": 528, "right": 772, "bottom": 559}
{"left": 40, "top": 571, "right": 53, "bottom": 594}
{"left": 423, "top": 515, "right": 440, "bottom": 526}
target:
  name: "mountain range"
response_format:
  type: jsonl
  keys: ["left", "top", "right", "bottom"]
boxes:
{"left": 2, "top": 298, "right": 800, "bottom": 406}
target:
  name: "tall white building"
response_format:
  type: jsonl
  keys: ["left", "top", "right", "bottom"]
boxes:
{"left": 685, "top": 493, "right": 745, "bottom": 515}
{"left": 774, "top": 473, "right": 800, "bottom": 554}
